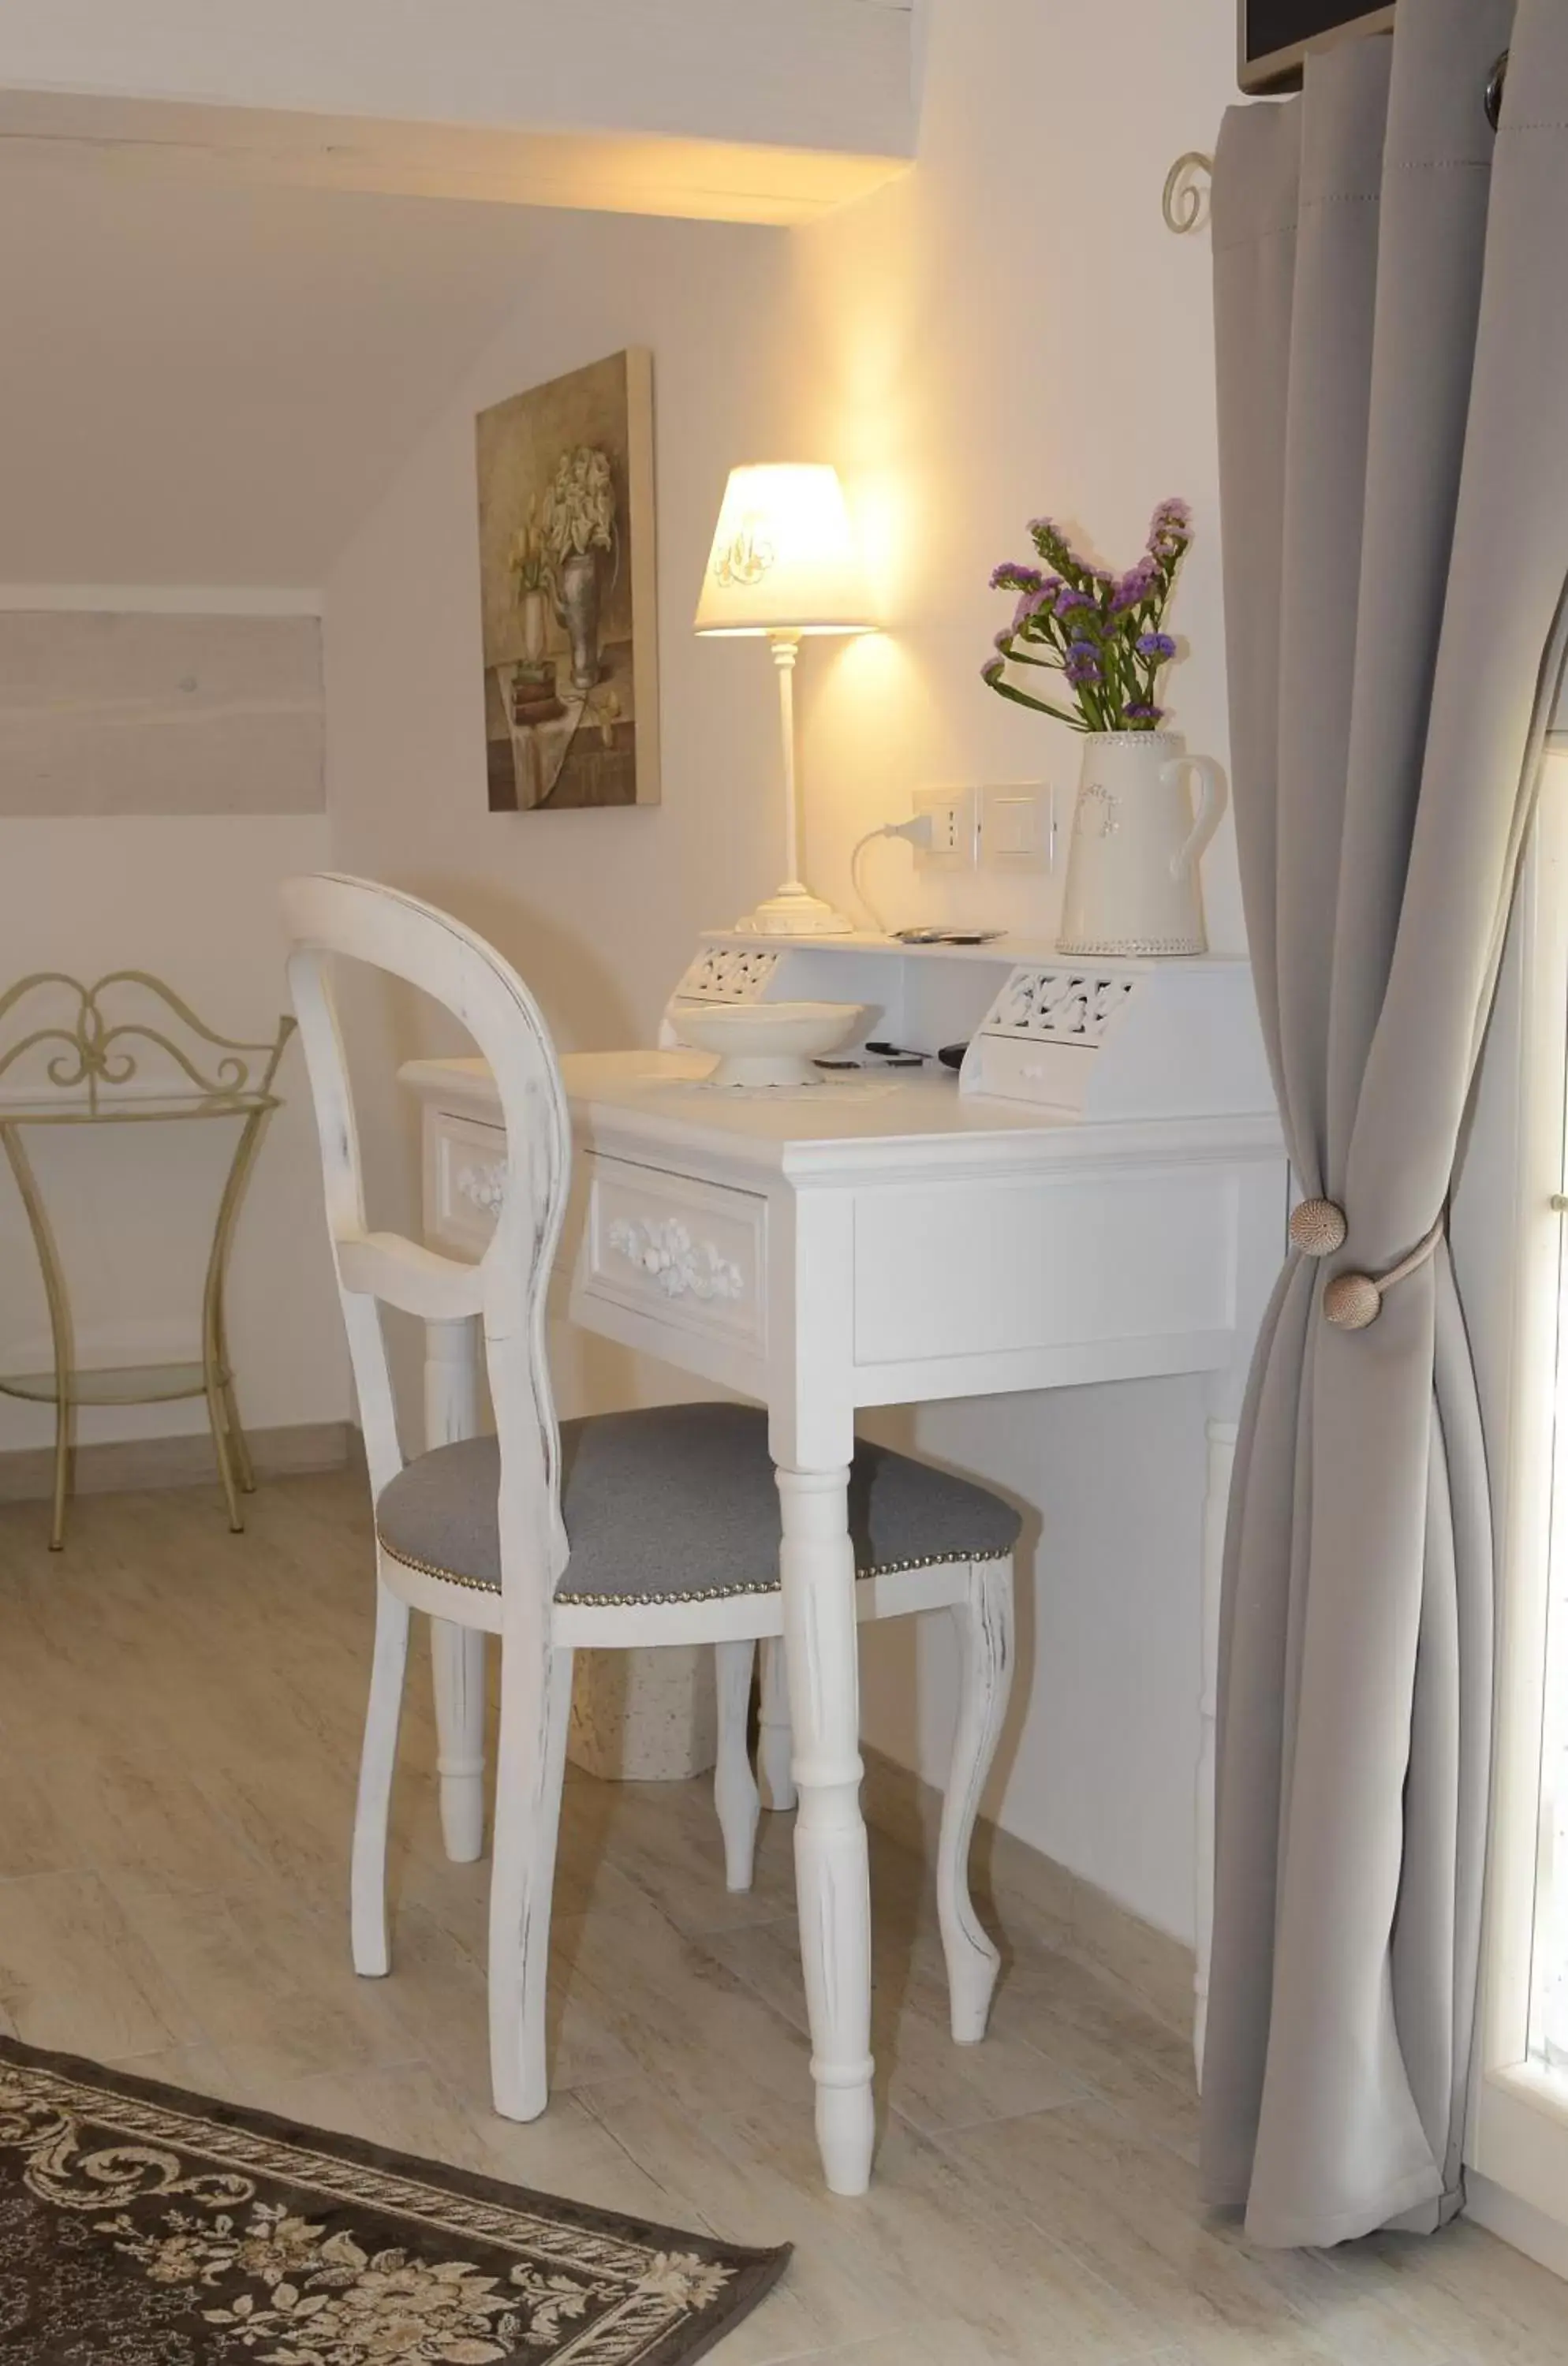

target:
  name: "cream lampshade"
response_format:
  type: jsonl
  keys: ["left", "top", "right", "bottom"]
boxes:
{"left": 694, "top": 462, "right": 875, "bottom": 936}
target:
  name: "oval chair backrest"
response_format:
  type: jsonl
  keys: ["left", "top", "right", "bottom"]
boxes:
{"left": 281, "top": 873, "right": 571, "bottom": 1607}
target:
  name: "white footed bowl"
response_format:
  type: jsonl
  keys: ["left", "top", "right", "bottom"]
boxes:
{"left": 671, "top": 999, "right": 868, "bottom": 1088}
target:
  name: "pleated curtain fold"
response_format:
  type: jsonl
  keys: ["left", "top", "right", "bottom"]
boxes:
{"left": 1204, "top": 0, "right": 1568, "bottom": 2246}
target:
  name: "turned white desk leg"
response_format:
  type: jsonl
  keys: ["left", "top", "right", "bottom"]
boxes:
{"left": 757, "top": 1636, "right": 797, "bottom": 1812}
{"left": 425, "top": 1314, "right": 487, "bottom": 1865}
{"left": 777, "top": 1462, "right": 875, "bottom": 2196}
{"left": 1195, "top": 1416, "right": 1238, "bottom": 2086}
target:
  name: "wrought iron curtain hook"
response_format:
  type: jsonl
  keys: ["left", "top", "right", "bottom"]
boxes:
{"left": 1163, "top": 151, "right": 1213, "bottom": 233}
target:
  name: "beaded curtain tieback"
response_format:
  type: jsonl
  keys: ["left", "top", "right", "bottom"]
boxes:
{"left": 1289, "top": 1196, "right": 1446, "bottom": 1332}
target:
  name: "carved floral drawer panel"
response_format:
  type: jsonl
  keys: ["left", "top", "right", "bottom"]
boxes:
{"left": 429, "top": 1109, "right": 509, "bottom": 1256}
{"left": 581, "top": 1153, "right": 767, "bottom": 1351}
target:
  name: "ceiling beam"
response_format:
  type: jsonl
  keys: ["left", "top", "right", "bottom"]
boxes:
{"left": 0, "top": 0, "right": 914, "bottom": 224}
{"left": 0, "top": 96, "right": 908, "bottom": 226}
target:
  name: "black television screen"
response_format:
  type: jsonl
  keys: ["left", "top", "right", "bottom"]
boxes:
{"left": 1241, "top": 0, "right": 1393, "bottom": 92}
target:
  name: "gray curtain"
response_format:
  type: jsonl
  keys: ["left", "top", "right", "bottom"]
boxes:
{"left": 1205, "top": 0, "right": 1568, "bottom": 2247}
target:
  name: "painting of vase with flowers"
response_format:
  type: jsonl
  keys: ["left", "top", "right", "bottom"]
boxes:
{"left": 475, "top": 348, "right": 659, "bottom": 811}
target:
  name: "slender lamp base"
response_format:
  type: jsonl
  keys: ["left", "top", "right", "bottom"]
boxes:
{"left": 732, "top": 631, "right": 853, "bottom": 938}
{"left": 693, "top": 464, "right": 873, "bottom": 939}
{"left": 736, "top": 881, "right": 854, "bottom": 936}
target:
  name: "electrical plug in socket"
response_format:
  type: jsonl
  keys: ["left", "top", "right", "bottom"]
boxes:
{"left": 912, "top": 786, "right": 980, "bottom": 868}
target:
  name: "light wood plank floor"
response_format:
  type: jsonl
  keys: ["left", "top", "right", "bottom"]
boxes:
{"left": 0, "top": 1470, "right": 1563, "bottom": 2364}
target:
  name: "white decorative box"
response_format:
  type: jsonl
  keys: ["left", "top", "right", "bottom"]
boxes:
{"left": 958, "top": 957, "right": 1273, "bottom": 1122}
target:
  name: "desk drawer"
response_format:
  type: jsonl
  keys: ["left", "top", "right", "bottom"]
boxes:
{"left": 581, "top": 1155, "right": 767, "bottom": 1350}
{"left": 853, "top": 1170, "right": 1234, "bottom": 1365}
{"left": 428, "top": 1109, "right": 508, "bottom": 1256}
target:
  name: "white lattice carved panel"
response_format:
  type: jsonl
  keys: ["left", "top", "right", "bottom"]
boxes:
{"left": 987, "top": 968, "right": 1138, "bottom": 1043}
{"left": 673, "top": 947, "right": 782, "bottom": 1003}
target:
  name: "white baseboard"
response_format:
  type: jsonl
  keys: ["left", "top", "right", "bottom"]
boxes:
{"left": 860, "top": 1744, "right": 1197, "bottom": 2038}
{"left": 1465, "top": 2172, "right": 1568, "bottom": 2282}
{"left": 0, "top": 1420, "right": 357, "bottom": 1504}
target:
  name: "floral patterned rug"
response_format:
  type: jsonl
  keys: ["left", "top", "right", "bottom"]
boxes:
{"left": 0, "top": 2036, "right": 788, "bottom": 2364}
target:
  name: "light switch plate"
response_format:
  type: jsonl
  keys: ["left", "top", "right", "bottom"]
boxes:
{"left": 979, "top": 782, "right": 1052, "bottom": 868}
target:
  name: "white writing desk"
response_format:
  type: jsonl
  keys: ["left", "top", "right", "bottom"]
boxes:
{"left": 401, "top": 938, "right": 1286, "bottom": 2195}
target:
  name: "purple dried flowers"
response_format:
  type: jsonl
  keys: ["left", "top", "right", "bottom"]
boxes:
{"left": 1111, "top": 562, "right": 1156, "bottom": 614}
{"left": 984, "top": 495, "right": 1193, "bottom": 734}
{"left": 1012, "top": 579, "right": 1062, "bottom": 632}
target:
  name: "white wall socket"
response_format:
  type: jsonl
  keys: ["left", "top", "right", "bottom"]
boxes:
{"left": 912, "top": 785, "right": 980, "bottom": 868}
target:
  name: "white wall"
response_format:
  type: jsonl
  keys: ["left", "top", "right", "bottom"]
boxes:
{"left": 324, "top": 0, "right": 1244, "bottom": 1941}
{"left": 0, "top": 157, "right": 557, "bottom": 585}
{"left": 0, "top": 592, "right": 349, "bottom": 1454}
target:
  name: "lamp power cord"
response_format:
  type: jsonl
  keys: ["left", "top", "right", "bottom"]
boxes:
{"left": 849, "top": 814, "right": 934, "bottom": 935}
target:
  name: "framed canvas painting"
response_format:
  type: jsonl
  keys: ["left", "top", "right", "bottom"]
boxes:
{"left": 476, "top": 347, "right": 659, "bottom": 811}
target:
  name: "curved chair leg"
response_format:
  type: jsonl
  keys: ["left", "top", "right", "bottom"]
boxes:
{"left": 938, "top": 1555, "right": 1015, "bottom": 2044}
{"left": 757, "top": 1634, "right": 797, "bottom": 1812}
{"left": 488, "top": 1640, "right": 573, "bottom": 2122}
{"left": 714, "top": 1639, "right": 760, "bottom": 1890}
{"left": 352, "top": 1575, "right": 412, "bottom": 1976}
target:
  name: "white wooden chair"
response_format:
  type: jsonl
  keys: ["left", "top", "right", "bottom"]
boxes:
{"left": 283, "top": 873, "right": 1018, "bottom": 2122}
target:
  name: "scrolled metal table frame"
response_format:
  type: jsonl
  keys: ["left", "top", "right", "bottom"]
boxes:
{"left": 0, "top": 972, "right": 295, "bottom": 1549}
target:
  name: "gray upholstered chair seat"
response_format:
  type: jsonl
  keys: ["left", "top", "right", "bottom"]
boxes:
{"left": 375, "top": 1401, "right": 1021, "bottom": 1607}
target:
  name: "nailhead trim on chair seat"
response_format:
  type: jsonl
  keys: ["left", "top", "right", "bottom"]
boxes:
{"left": 376, "top": 1532, "right": 1011, "bottom": 1604}
{"left": 373, "top": 1402, "right": 1023, "bottom": 1608}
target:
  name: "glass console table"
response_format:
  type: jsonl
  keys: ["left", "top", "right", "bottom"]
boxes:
{"left": 0, "top": 972, "right": 294, "bottom": 1549}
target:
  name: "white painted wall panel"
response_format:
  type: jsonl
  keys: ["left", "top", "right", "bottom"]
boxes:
{"left": 0, "top": 610, "right": 323, "bottom": 815}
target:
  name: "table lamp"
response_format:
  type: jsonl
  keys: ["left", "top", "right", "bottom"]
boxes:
{"left": 694, "top": 462, "right": 875, "bottom": 935}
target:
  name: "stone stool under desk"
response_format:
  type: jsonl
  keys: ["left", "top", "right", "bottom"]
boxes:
{"left": 401, "top": 931, "right": 1286, "bottom": 2194}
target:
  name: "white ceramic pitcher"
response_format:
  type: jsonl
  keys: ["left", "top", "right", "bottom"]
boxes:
{"left": 1058, "top": 730, "right": 1226, "bottom": 957}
